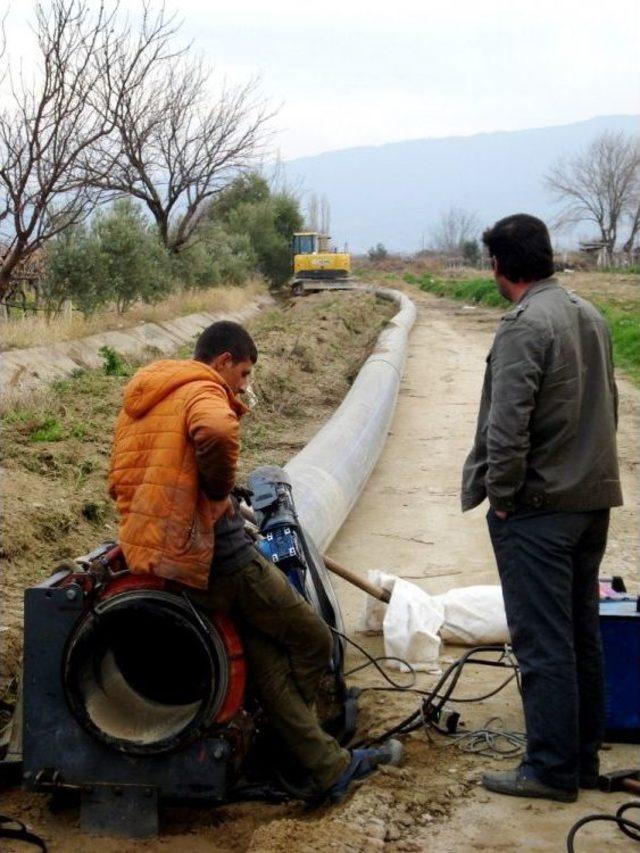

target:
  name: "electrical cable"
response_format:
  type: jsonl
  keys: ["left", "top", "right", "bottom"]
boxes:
{"left": 441, "top": 716, "right": 526, "bottom": 758}
{"left": 329, "top": 627, "right": 418, "bottom": 691}
{"left": 355, "top": 667, "right": 519, "bottom": 704}
{"left": 566, "top": 801, "right": 640, "bottom": 851}
{"left": 333, "top": 629, "right": 521, "bottom": 707}
{"left": 443, "top": 671, "right": 519, "bottom": 703}
{"left": 345, "top": 643, "right": 522, "bottom": 750}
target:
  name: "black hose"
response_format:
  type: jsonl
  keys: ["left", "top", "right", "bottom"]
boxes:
{"left": 566, "top": 801, "right": 640, "bottom": 851}
{"left": 0, "top": 815, "right": 48, "bottom": 851}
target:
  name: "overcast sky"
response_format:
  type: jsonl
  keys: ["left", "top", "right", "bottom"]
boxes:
{"left": 4, "top": 0, "right": 639, "bottom": 159}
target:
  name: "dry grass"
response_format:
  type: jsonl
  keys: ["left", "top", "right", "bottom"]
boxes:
{"left": 0, "top": 385, "right": 56, "bottom": 418}
{"left": 0, "top": 279, "right": 265, "bottom": 351}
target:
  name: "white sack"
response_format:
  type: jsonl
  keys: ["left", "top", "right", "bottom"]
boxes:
{"left": 358, "top": 570, "right": 398, "bottom": 634}
{"left": 434, "top": 585, "right": 509, "bottom": 645}
{"left": 382, "top": 578, "right": 444, "bottom": 672}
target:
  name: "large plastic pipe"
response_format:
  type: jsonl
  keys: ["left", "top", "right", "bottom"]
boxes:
{"left": 285, "top": 285, "right": 416, "bottom": 551}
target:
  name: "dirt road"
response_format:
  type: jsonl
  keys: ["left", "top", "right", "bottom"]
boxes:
{"left": 2, "top": 286, "right": 638, "bottom": 851}
{"left": 327, "top": 287, "right": 640, "bottom": 851}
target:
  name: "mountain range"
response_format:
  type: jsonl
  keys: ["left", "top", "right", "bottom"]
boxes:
{"left": 283, "top": 115, "right": 639, "bottom": 254}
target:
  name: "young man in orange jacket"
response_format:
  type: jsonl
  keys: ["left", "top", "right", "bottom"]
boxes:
{"left": 109, "top": 320, "right": 402, "bottom": 800}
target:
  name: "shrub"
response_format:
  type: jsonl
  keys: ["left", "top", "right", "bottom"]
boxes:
{"left": 209, "top": 173, "right": 304, "bottom": 289}
{"left": 95, "top": 199, "right": 172, "bottom": 313}
{"left": 98, "top": 345, "right": 129, "bottom": 376}
{"left": 82, "top": 500, "right": 108, "bottom": 524}
{"left": 462, "top": 239, "right": 481, "bottom": 267}
{"left": 171, "top": 223, "right": 256, "bottom": 289}
{"left": 209, "top": 173, "right": 271, "bottom": 220}
{"left": 368, "top": 243, "right": 388, "bottom": 261}
{"left": 42, "top": 200, "right": 173, "bottom": 315}
{"left": 42, "top": 225, "right": 109, "bottom": 316}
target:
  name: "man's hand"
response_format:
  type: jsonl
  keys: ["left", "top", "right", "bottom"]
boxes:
{"left": 232, "top": 485, "right": 254, "bottom": 505}
{"left": 494, "top": 509, "right": 509, "bottom": 520}
{"left": 211, "top": 496, "right": 234, "bottom": 520}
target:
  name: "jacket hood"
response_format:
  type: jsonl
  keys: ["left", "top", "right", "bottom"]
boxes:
{"left": 123, "top": 359, "right": 249, "bottom": 418}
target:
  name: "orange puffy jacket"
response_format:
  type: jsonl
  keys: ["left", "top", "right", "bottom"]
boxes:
{"left": 108, "top": 359, "right": 249, "bottom": 589}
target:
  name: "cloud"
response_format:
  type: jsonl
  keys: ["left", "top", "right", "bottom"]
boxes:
{"left": 4, "top": 0, "right": 639, "bottom": 158}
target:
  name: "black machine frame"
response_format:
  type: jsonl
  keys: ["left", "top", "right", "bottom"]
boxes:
{"left": 19, "top": 466, "right": 357, "bottom": 837}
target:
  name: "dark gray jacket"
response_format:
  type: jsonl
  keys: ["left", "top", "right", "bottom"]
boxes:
{"left": 462, "top": 279, "right": 622, "bottom": 513}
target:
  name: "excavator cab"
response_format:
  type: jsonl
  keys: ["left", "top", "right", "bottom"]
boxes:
{"left": 292, "top": 231, "right": 350, "bottom": 285}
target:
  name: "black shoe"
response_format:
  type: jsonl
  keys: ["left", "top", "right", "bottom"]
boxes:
{"left": 579, "top": 758, "right": 600, "bottom": 790}
{"left": 579, "top": 773, "right": 599, "bottom": 790}
{"left": 482, "top": 768, "right": 578, "bottom": 803}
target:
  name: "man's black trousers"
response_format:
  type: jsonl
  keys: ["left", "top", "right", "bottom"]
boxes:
{"left": 487, "top": 507, "right": 609, "bottom": 792}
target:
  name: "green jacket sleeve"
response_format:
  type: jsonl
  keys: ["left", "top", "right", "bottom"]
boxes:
{"left": 486, "top": 318, "right": 549, "bottom": 511}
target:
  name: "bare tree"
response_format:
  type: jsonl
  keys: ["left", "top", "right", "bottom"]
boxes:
{"left": 0, "top": 13, "right": 8, "bottom": 234}
{"left": 430, "top": 207, "right": 480, "bottom": 254}
{"left": 622, "top": 164, "right": 640, "bottom": 260}
{"left": 89, "top": 50, "right": 272, "bottom": 253}
{"left": 0, "top": 0, "right": 179, "bottom": 301}
{"left": 622, "top": 201, "right": 640, "bottom": 260}
{"left": 306, "top": 193, "right": 319, "bottom": 231}
{"left": 320, "top": 194, "right": 331, "bottom": 235}
{"left": 546, "top": 131, "right": 639, "bottom": 262}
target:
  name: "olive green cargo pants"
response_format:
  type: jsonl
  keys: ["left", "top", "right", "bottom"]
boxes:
{"left": 188, "top": 553, "right": 350, "bottom": 791}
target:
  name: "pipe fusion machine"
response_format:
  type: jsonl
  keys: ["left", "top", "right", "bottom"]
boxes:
{"left": 21, "top": 467, "right": 357, "bottom": 836}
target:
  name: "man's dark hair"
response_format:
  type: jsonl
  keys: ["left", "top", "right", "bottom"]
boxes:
{"left": 194, "top": 321, "right": 258, "bottom": 364}
{"left": 482, "top": 214, "right": 554, "bottom": 283}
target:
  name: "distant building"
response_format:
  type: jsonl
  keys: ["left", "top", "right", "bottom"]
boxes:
{"left": 579, "top": 240, "right": 609, "bottom": 268}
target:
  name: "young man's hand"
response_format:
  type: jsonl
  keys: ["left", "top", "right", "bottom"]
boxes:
{"left": 211, "top": 496, "right": 234, "bottom": 520}
{"left": 495, "top": 510, "right": 509, "bottom": 520}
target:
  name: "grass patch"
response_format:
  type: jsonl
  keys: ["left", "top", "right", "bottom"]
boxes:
{"left": 595, "top": 302, "right": 640, "bottom": 384}
{"left": 405, "top": 273, "right": 640, "bottom": 386}
{"left": 404, "top": 273, "right": 509, "bottom": 308}
{"left": 29, "top": 417, "right": 65, "bottom": 442}
{"left": 598, "top": 264, "right": 640, "bottom": 275}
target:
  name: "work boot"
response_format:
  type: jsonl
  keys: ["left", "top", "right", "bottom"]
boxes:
{"left": 327, "top": 739, "right": 404, "bottom": 803}
{"left": 579, "top": 759, "right": 600, "bottom": 789}
{"left": 579, "top": 772, "right": 600, "bottom": 790}
{"left": 482, "top": 767, "right": 578, "bottom": 803}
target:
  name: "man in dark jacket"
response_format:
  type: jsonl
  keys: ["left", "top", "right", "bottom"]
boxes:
{"left": 462, "top": 214, "right": 622, "bottom": 802}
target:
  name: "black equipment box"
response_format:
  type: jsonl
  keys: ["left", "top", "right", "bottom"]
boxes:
{"left": 600, "top": 598, "right": 640, "bottom": 743}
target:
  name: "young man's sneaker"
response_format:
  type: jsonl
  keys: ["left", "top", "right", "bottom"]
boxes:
{"left": 482, "top": 767, "right": 578, "bottom": 803}
{"left": 327, "top": 739, "right": 404, "bottom": 803}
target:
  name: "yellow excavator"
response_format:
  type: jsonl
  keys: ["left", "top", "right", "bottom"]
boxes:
{"left": 291, "top": 232, "right": 350, "bottom": 291}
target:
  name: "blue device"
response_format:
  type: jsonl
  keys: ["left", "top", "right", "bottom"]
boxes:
{"left": 256, "top": 527, "right": 306, "bottom": 595}
{"left": 600, "top": 598, "right": 640, "bottom": 743}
